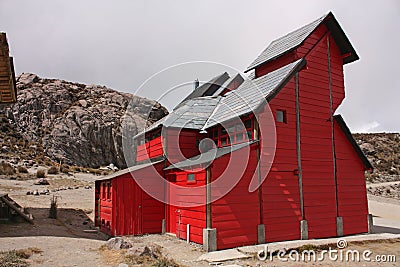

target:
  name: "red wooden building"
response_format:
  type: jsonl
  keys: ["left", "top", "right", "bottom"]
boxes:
{"left": 95, "top": 12, "right": 372, "bottom": 251}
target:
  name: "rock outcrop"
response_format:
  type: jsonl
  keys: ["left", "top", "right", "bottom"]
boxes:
{"left": 354, "top": 133, "right": 400, "bottom": 182}
{"left": 2, "top": 73, "right": 168, "bottom": 168}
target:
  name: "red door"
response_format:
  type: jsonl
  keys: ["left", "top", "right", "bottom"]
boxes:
{"left": 166, "top": 174, "right": 178, "bottom": 235}
{"left": 134, "top": 181, "right": 143, "bottom": 235}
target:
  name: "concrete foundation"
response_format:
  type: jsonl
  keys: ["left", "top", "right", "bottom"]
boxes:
{"left": 161, "top": 219, "right": 166, "bottom": 234}
{"left": 257, "top": 224, "right": 265, "bottom": 244}
{"left": 300, "top": 220, "right": 308, "bottom": 240}
{"left": 368, "top": 214, "right": 374, "bottom": 233}
{"left": 336, "top": 216, "right": 343, "bottom": 236}
{"left": 203, "top": 228, "right": 217, "bottom": 252}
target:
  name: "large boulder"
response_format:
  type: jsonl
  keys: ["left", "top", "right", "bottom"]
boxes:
{"left": 4, "top": 73, "right": 168, "bottom": 168}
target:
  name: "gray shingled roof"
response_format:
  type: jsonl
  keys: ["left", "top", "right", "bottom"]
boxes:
{"left": 203, "top": 58, "right": 305, "bottom": 129}
{"left": 95, "top": 159, "right": 164, "bottom": 181}
{"left": 211, "top": 73, "right": 245, "bottom": 97}
{"left": 137, "top": 58, "right": 305, "bottom": 137}
{"left": 135, "top": 96, "right": 221, "bottom": 137}
{"left": 246, "top": 14, "right": 326, "bottom": 72}
{"left": 164, "top": 141, "right": 257, "bottom": 170}
{"left": 245, "top": 12, "right": 359, "bottom": 72}
{"left": 174, "top": 72, "right": 229, "bottom": 110}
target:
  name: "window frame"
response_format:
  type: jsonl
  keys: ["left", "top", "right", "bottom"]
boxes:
{"left": 276, "top": 110, "right": 287, "bottom": 123}
{"left": 187, "top": 173, "right": 196, "bottom": 184}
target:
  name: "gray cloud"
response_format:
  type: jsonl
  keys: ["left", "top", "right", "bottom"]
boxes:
{"left": 0, "top": 0, "right": 398, "bottom": 132}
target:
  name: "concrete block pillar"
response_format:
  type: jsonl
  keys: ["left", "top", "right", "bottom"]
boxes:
{"left": 300, "top": 220, "right": 308, "bottom": 240}
{"left": 161, "top": 219, "right": 166, "bottom": 234}
{"left": 203, "top": 228, "right": 217, "bottom": 252}
{"left": 368, "top": 214, "right": 374, "bottom": 234}
{"left": 257, "top": 224, "right": 265, "bottom": 244}
{"left": 336, "top": 217, "right": 343, "bottom": 237}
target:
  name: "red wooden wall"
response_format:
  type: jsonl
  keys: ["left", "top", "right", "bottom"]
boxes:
{"left": 136, "top": 136, "right": 163, "bottom": 162}
{"left": 165, "top": 168, "right": 206, "bottom": 244}
{"left": 166, "top": 128, "right": 201, "bottom": 164}
{"left": 334, "top": 120, "right": 369, "bottom": 235}
{"left": 297, "top": 25, "right": 337, "bottom": 239}
{"left": 211, "top": 144, "right": 259, "bottom": 249}
{"left": 95, "top": 163, "right": 165, "bottom": 236}
{"left": 263, "top": 78, "right": 302, "bottom": 242}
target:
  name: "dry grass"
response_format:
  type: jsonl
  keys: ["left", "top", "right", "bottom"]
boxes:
{"left": 47, "top": 166, "right": 58, "bottom": 175}
{"left": 36, "top": 169, "right": 46, "bottom": 178}
{"left": 0, "top": 184, "right": 23, "bottom": 192}
{"left": 48, "top": 177, "right": 91, "bottom": 189}
{"left": 0, "top": 247, "right": 42, "bottom": 267}
{"left": 17, "top": 166, "right": 28, "bottom": 174}
{"left": 0, "top": 162, "right": 15, "bottom": 175}
{"left": 99, "top": 244, "right": 182, "bottom": 267}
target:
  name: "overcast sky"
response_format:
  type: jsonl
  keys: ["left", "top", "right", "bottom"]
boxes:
{"left": 0, "top": 0, "right": 399, "bottom": 133}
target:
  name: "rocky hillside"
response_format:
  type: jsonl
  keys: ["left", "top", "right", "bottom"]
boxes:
{"left": 354, "top": 133, "right": 400, "bottom": 182}
{"left": 0, "top": 73, "right": 168, "bottom": 168}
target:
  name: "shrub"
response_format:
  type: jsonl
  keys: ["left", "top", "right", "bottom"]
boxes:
{"left": 47, "top": 166, "right": 58, "bottom": 175}
{"left": 17, "top": 166, "right": 28, "bottom": 174}
{"left": 88, "top": 168, "right": 103, "bottom": 175}
{"left": 60, "top": 164, "right": 70, "bottom": 174}
{"left": 36, "top": 169, "right": 46, "bottom": 178}
{"left": 49, "top": 195, "right": 58, "bottom": 219}
{"left": 0, "top": 162, "right": 16, "bottom": 175}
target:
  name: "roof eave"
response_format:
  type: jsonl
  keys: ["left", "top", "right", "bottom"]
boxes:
{"left": 333, "top": 115, "right": 373, "bottom": 170}
{"left": 245, "top": 11, "right": 359, "bottom": 73}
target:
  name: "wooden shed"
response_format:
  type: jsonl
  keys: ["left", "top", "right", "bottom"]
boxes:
{"left": 0, "top": 32, "right": 17, "bottom": 105}
{"left": 95, "top": 12, "right": 372, "bottom": 251}
{"left": 94, "top": 161, "right": 165, "bottom": 236}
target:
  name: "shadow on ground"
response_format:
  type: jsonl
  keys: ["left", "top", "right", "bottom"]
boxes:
{"left": 0, "top": 207, "right": 108, "bottom": 241}
{"left": 373, "top": 225, "right": 400, "bottom": 234}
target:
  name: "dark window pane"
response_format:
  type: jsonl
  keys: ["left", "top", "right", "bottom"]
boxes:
{"left": 187, "top": 173, "right": 195, "bottom": 182}
{"left": 236, "top": 133, "right": 243, "bottom": 142}
{"left": 236, "top": 123, "right": 245, "bottom": 132}
{"left": 221, "top": 128, "right": 227, "bottom": 135}
{"left": 247, "top": 130, "right": 253, "bottom": 140}
{"left": 244, "top": 119, "right": 251, "bottom": 129}
{"left": 213, "top": 129, "right": 218, "bottom": 138}
{"left": 221, "top": 137, "right": 227, "bottom": 146}
{"left": 276, "top": 110, "right": 286, "bottom": 123}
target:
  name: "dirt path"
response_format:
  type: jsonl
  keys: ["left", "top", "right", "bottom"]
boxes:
{"left": 367, "top": 180, "right": 400, "bottom": 188}
{"left": 0, "top": 236, "right": 109, "bottom": 267}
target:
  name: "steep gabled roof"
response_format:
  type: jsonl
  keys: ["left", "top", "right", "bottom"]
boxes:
{"left": 164, "top": 140, "right": 258, "bottom": 170}
{"left": 174, "top": 72, "right": 229, "bottom": 110}
{"left": 136, "top": 58, "right": 305, "bottom": 137}
{"left": 212, "top": 73, "right": 245, "bottom": 97}
{"left": 334, "top": 115, "right": 373, "bottom": 170}
{"left": 203, "top": 58, "right": 306, "bottom": 129}
{"left": 245, "top": 12, "right": 359, "bottom": 72}
{"left": 135, "top": 96, "right": 221, "bottom": 137}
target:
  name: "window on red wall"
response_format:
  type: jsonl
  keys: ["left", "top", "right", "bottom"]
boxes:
{"left": 276, "top": 110, "right": 287, "bottom": 123}
{"left": 210, "top": 118, "right": 253, "bottom": 147}
{"left": 106, "top": 182, "right": 112, "bottom": 200}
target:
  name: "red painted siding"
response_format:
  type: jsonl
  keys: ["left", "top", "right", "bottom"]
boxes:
{"left": 334, "top": 121, "right": 369, "bottom": 235}
{"left": 255, "top": 51, "right": 297, "bottom": 78}
{"left": 166, "top": 169, "right": 206, "bottom": 244}
{"left": 136, "top": 136, "right": 163, "bottom": 162}
{"left": 211, "top": 144, "right": 259, "bottom": 250}
{"left": 263, "top": 79, "right": 302, "bottom": 242}
{"left": 167, "top": 128, "right": 200, "bottom": 164}
{"left": 96, "top": 163, "right": 165, "bottom": 236}
{"left": 298, "top": 25, "right": 338, "bottom": 239}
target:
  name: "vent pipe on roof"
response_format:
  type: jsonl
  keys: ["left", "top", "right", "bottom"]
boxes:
{"left": 194, "top": 79, "right": 199, "bottom": 90}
